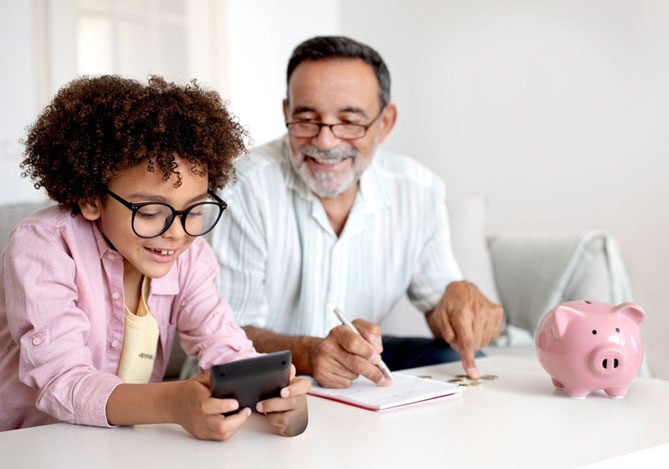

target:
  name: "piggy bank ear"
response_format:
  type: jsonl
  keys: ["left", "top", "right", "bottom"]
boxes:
{"left": 552, "top": 305, "right": 586, "bottom": 337}
{"left": 613, "top": 302, "right": 645, "bottom": 326}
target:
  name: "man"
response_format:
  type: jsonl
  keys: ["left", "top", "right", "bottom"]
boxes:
{"left": 211, "top": 36, "right": 504, "bottom": 388}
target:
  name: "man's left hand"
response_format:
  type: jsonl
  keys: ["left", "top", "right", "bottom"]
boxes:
{"left": 426, "top": 280, "right": 504, "bottom": 378}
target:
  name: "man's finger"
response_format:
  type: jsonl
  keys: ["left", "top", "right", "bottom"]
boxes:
{"left": 338, "top": 350, "right": 390, "bottom": 385}
{"left": 433, "top": 310, "right": 456, "bottom": 343}
{"left": 353, "top": 320, "right": 383, "bottom": 351}
{"left": 313, "top": 368, "right": 356, "bottom": 388}
{"left": 333, "top": 325, "right": 378, "bottom": 361}
{"left": 460, "top": 347, "right": 479, "bottom": 379}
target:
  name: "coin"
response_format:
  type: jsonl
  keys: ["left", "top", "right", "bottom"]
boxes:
{"left": 480, "top": 374, "right": 499, "bottom": 381}
{"left": 447, "top": 378, "right": 464, "bottom": 383}
{"left": 457, "top": 382, "right": 470, "bottom": 387}
{"left": 418, "top": 375, "right": 432, "bottom": 379}
{"left": 468, "top": 380, "right": 481, "bottom": 386}
{"left": 455, "top": 374, "right": 468, "bottom": 378}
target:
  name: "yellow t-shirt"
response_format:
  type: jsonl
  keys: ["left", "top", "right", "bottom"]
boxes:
{"left": 117, "top": 276, "right": 160, "bottom": 384}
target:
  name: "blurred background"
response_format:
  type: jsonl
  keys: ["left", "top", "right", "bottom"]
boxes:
{"left": 1, "top": 0, "right": 667, "bottom": 378}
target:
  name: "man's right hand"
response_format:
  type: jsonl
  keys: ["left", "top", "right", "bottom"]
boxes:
{"left": 309, "top": 319, "right": 391, "bottom": 388}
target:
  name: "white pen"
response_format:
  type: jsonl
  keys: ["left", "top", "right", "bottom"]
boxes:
{"left": 333, "top": 307, "right": 394, "bottom": 382}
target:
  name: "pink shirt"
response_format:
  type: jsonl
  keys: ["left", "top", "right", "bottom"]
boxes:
{"left": 0, "top": 207, "right": 258, "bottom": 430}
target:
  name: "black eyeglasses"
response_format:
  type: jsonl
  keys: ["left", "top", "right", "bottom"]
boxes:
{"left": 105, "top": 189, "right": 227, "bottom": 239}
{"left": 285, "top": 108, "right": 385, "bottom": 140}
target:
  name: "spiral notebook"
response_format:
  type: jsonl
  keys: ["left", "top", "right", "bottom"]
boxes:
{"left": 308, "top": 373, "right": 462, "bottom": 411}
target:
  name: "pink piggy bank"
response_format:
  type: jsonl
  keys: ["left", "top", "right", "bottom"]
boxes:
{"left": 535, "top": 300, "right": 644, "bottom": 398}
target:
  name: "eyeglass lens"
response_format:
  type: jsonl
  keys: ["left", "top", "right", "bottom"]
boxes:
{"left": 133, "top": 202, "right": 222, "bottom": 237}
{"left": 288, "top": 123, "right": 366, "bottom": 139}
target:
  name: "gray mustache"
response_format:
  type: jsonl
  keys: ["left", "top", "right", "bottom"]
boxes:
{"left": 299, "top": 146, "right": 359, "bottom": 161}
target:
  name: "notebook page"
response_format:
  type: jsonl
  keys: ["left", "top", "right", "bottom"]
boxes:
{"left": 308, "top": 373, "right": 462, "bottom": 411}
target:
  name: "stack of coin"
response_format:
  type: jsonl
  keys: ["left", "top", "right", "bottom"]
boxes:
{"left": 447, "top": 374, "right": 498, "bottom": 387}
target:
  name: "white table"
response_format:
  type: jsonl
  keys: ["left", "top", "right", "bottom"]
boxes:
{"left": 2, "top": 354, "right": 668, "bottom": 468}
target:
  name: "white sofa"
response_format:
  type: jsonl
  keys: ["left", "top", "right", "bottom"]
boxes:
{"left": 0, "top": 197, "right": 636, "bottom": 379}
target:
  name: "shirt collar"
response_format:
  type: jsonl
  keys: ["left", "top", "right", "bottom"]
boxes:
{"left": 357, "top": 148, "right": 392, "bottom": 214}
{"left": 92, "top": 221, "right": 117, "bottom": 260}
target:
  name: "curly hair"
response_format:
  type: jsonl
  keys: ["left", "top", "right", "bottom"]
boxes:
{"left": 21, "top": 75, "right": 249, "bottom": 215}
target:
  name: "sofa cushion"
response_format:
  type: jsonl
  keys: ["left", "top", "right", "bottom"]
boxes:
{"left": 489, "top": 231, "right": 624, "bottom": 336}
{"left": 0, "top": 200, "right": 54, "bottom": 252}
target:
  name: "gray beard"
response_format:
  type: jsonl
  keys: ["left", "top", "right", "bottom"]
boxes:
{"left": 290, "top": 145, "right": 363, "bottom": 198}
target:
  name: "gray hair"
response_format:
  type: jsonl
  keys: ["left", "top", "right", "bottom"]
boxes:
{"left": 286, "top": 36, "right": 391, "bottom": 108}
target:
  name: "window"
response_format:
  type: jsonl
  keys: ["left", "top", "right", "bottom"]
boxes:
{"left": 76, "top": 0, "right": 188, "bottom": 80}
{"left": 36, "top": 0, "right": 227, "bottom": 105}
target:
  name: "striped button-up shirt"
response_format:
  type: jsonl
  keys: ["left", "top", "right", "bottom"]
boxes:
{"left": 212, "top": 137, "right": 462, "bottom": 337}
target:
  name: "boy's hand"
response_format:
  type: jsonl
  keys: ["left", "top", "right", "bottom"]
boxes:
{"left": 171, "top": 373, "right": 251, "bottom": 441}
{"left": 256, "top": 365, "right": 309, "bottom": 436}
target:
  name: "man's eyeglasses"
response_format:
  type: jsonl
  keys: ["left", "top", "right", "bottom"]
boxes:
{"left": 285, "top": 108, "right": 385, "bottom": 140}
{"left": 105, "top": 189, "right": 227, "bottom": 239}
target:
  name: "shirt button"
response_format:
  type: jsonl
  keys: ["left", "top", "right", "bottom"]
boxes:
{"left": 32, "top": 337, "right": 42, "bottom": 346}
{"left": 111, "top": 292, "right": 120, "bottom": 300}
{"left": 107, "top": 253, "right": 115, "bottom": 261}
{"left": 111, "top": 339, "right": 120, "bottom": 348}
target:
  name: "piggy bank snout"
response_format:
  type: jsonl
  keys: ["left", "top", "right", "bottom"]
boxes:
{"left": 590, "top": 345, "right": 627, "bottom": 376}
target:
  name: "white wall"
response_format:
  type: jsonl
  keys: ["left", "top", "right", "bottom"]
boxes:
{"left": 221, "top": 0, "right": 339, "bottom": 145}
{"left": 0, "top": 1, "right": 44, "bottom": 203}
{"left": 337, "top": 0, "right": 669, "bottom": 378}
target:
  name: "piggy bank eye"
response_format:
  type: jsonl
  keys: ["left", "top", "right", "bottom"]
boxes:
{"left": 591, "top": 329, "right": 598, "bottom": 335}
{"left": 615, "top": 327, "right": 620, "bottom": 333}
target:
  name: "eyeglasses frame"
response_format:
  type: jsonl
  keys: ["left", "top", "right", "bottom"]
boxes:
{"left": 105, "top": 188, "right": 227, "bottom": 239}
{"left": 285, "top": 107, "right": 386, "bottom": 140}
